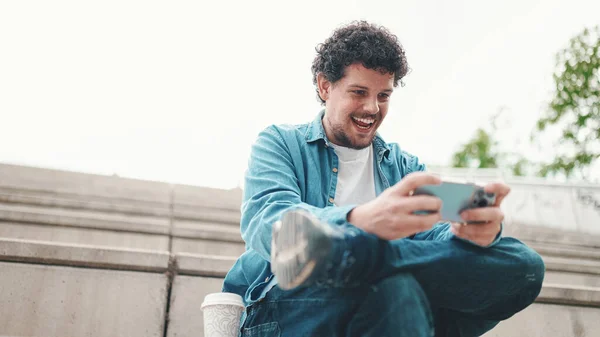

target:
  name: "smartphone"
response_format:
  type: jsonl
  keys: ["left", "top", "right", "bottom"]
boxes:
{"left": 412, "top": 181, "right": 496, "bottom": 223}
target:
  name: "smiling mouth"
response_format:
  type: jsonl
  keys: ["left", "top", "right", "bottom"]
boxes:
{"left": 351, "top": 116, "right": 375, "bottom": 130}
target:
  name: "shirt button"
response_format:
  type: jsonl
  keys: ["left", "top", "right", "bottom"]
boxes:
{"left": 329, "top": 197, "right": 334, "bottom": 203}
{"left": 332, "top": 167, "right": 338, "bottom": 173}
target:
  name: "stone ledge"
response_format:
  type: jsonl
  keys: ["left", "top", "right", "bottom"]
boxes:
{"left": 175, "top": 253, "right": 236, "bottom": 277}
{"left": 545, "top": 270, "right": 600, "bottom": 288}
{"left": 507, "top": 225, "right": 600, "bottom": 249}
{"left": 0, "top": 221, "right": 170, "bottom": 251}
{"left": 537, "top": 283, "right": 600, "bottom": 307}
{"left": 172, "top": 220, "right": 242, "bottom": 242}
{"left": 0, "top": 188, "right": 171, "bottom": 217}
{"left": 0, "top": 163, "right": 171, "bottom": 204}
{"left": 171, "top": 237, "right": 244, "bottom": 257}
{"left": 172, "top": 184, "right": 242, "bottom": 211}
{"left": 544, "top": 256, "right": 600, "bottom": 275}
{"left": 0, "top": 261, "right": 168, "bottom": 337}
{"left": 530, "top": 242, "right": 600, "bottom": 260}
{"left": 481, "top": 302, "right": 600, "bottom": 337}
{"left": 166, "top": 276, "right": 224, "bottom": 337}
{"left": 0, "top": 202, "right": 169, "bottom": 234}
{"left": 172, "top": 206, "right": 240, "bottom": 224}
{"left": 0, "top": 238, "right": 170, "bottom": 272}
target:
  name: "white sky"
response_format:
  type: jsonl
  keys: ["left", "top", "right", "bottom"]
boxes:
{"left": 1, "top": 0, "right": 599, "bottom": 189}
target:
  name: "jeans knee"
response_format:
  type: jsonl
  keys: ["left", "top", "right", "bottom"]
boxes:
{"left": 516, "top": 241, "right": 544, "bottom": 280}
{"left": 373, "top": 273, "right": 425, "bottom": 296}
{"left": 352, "top": 273, "right": 434, "bottom": 337}
{"left": 370, "top": 273, "right": 432, "bottom": 316}
{"left": 506, "top": 239, "right": 546, "bottom": 305}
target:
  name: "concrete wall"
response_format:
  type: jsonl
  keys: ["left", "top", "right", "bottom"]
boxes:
{"left": 167, "top": 276, "right": 224, "bottom": 337}
{"left": 0, "top": 163, "right": 243, "bottom": 337}
{"left": 0, "top": 261, "right": 168, "bottom": 337}
{"left": 0, "top": 238, "right": 171, "bottom": 337}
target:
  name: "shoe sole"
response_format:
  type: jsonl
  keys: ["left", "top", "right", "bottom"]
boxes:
{"left": 271, "top": 209, "right": 332, "bottom": 290}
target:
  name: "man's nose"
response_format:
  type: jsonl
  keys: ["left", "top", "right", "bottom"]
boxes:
{"left": 364, "top": 97, "right": 379, "bottom": 115}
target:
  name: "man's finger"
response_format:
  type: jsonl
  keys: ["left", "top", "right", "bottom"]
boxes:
{"left": 405, "top": 195, "right": 443, "bottom": 213}
{"left": 452, "top": 221, "right": 501, "bottom": 245}
{"left": 484, "top": 182, "right": 511, "bottom": 206}
{"left": 394, "top": 172, "right": 442, "bottom": 196}
{"left": 403, "top": 213, "right": 442, "bottom": 232}
{"left": 461, "top": 207, "right": 504, "bottom": 224}
{"left": 465, "top": 221, "right": 500, "bottom": 236}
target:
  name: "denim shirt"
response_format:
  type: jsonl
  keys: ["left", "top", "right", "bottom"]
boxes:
{"left": 222, "top": 111, "right": 502, "bottom": 305}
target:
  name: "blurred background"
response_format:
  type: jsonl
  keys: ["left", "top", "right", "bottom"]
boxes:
{"left": 0, "top": 1, "right": 599, "bottom": 337}
{"left": 1, "top": 0, "right": 598, "bottom": 188}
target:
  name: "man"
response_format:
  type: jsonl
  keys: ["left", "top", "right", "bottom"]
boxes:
{"left": 223, "top": 21, "right": 544, "bottom": 337}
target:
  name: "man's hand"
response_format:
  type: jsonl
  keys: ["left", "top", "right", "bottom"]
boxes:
{"left": 348, "top": 172, "right": 443, "bottom": 240}
{"left": 451, "top": 182, "right": 511, "bottom": 246}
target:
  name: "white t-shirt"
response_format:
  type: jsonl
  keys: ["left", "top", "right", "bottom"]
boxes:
{"left": 330, "top": 143, "right": 376, "bottom": 207}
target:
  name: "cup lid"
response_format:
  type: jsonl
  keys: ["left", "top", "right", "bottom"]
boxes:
{"left": 201, "top": 292, "right": 245, "bottom": 309}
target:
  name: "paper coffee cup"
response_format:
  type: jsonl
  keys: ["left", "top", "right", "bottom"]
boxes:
{"left": 201, "top": 292, "right": 245, "bottom": 337}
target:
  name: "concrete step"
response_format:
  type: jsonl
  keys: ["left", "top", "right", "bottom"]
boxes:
{"left": 483, "top": 302, "right": 600, "bottom": 337}
{"left": 175, "top": 253, "right": 237, "bottom": 278}
{"left": 542, "top": 255, "right": 600, "bottom": 288}
{"left": 0, "top": 163, "right": 171, "bottom": 204}
{"left": 0, "top": 163, "right": 242, "bottom": 220}
{"left": 544, "top": 270, "right": 600, "bottom": 288}
{"left": 170, "top": 219, "right": 244, "bottom": 256}
{"left": 0, "top": 237, "right": 170, "bottom": 272}
{"left": 167, "top": 276, "right": 223, "bottom": 337}
{"left": 0, "top": 202, "right": 169, "bottom": 234}
{"left": 173, "top": 207, "right": 240, "bottom": 225}
{"left": 0, "top": 187, "right": 171, "bottom": 217}
{"left": 507, "top": 224, "right": 600, "bottom": 249}
{"left": 484, "top": 282, "right": 600, "bottom": 337}
{"left": 172, "top": 219, "right": 242, "bottom": 242}
{"left": 529, "top": 241, "right": 600, "bottom": 260}
{"left": 0, "top": 220, "right": 242, "bottom": 256}
{"left": 0, "top": 221, "right": 169, "bottom": 250}
{"left": 171, "top": 237, "right": 245, "bottom": 257}
{"left": 0, "top": 261, "right": 168, "bottom": 337}
{"left": 544, "top": 256, "right": 600, "bottom": 275}
{"left": 537, "top": 283, "right": 600, "bottom": 307}
{"left": 172, "top": 183, "right": 241, "bottom": 212}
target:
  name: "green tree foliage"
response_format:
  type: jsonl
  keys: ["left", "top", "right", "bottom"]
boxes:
{"left": 452, "top": 26, "right": 600, "bottom": 180}
{"left": 535, "top": 26, "right": 600, "bottom": 178}
{"left": 450, "top": 123, "right": 530, "bottom": 176}
{"left": 451, "top": 128, "right": 499, "bottom": 169}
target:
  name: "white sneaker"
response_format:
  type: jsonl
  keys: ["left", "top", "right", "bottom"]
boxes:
{"left": 270, "top": 209, "right": 336, "bottom": 290}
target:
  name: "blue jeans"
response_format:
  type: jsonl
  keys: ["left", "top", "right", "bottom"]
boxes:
{"left": 241, "top": 226, "right": 545, "bottom": 337}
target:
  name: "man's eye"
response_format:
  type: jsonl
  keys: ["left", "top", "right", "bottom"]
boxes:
{"left": 353, "top": 90, "right": 367, "bottom": 95}
{"left": 379, "top": 93, "right": 390, "bottom": 100}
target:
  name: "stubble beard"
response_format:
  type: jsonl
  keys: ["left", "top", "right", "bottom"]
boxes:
{"left": 329, "top": 120, "right": 375, "bottom": 150}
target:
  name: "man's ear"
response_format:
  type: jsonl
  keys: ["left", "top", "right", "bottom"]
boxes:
{"left": 317, "top": 73, "right": 332, "bottom": 102}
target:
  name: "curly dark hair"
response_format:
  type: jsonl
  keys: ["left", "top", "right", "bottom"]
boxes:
{"left": 311, "top": 21, "right": 410, "bottom": 104}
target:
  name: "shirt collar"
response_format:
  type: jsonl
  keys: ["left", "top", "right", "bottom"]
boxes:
{"left": 305, "top": 109, "right": 391, "bottom": 158}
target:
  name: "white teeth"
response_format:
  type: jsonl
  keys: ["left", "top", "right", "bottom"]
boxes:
{"left": 352, "top": 117, "right": 375, "bottom": 124}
